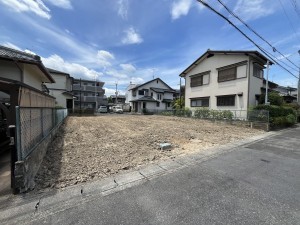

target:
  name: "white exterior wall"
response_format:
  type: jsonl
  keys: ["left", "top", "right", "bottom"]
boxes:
{"left": 47, "top": 73, "right": 74, "bottom": 108}
{"left": 185, "top": 54, "right": 250, "bottom": 110}
{"left": 127, "top": 79, "right": 174, "bottom": 112}
{"left": 23, "top": 65, "right": 45, "bottom": 91}
{"left": 49, "top": 89, "right": 73, "bottom": 108}
{"left": 47, "top": 74, "right": 66, "bottom": 90}
{"left": 0, "top": 60, "right": 22, "bottom": 81}
{"left": 132, "top": 79, "right": 171, "bottom": 101}
{"left": 248, "top": 59, "right": 264, "bottom": 107}
{"left": 125, "top": 84, "right": 136, "bottom": 104}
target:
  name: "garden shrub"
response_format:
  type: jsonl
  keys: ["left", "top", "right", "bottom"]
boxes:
{"left": 160, "top": 111, "right": 173, "bottom": 116}
{"left": 254, "top": 104, "right": 297, "bottom": 128}
{"left": 286, "top": 114, "right": 297, "bottom": 125}
{"left": 222, "top": 110, "right": 233, "bottom": 120}
{"left": 194, "top": 108, "right": 210, "bottom": 119}
{"left": 259, "top": 92, "right": 283, "bottom": 106}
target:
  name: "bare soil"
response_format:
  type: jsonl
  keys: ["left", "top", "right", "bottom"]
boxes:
{"left": 35, "top": 114, "right": 264, "bottom": 191}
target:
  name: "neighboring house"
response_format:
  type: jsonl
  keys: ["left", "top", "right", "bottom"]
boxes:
{"left": 262, "top": 79, "right": 298, "bottom": 103}
{"left": 126, "top": 78, "right": 176, "bottom": 113}
{"left": 179, "top": 50, "right": 273, "bottom": 111}
{"left": 274, "top": 85, "right": 297, "bottom": 103}
{"left": 46, "top": 68, "right": 75, "bottom": 110}
{"left": 0, "top": 45, "right": 55, "bottom": 125}
{"left": 72, "top": 78, "right": 107, "bottom": 110}
{"left": 110, "top": 95, "right": 126, "bottom": 104}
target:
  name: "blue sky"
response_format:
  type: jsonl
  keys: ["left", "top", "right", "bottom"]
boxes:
{"left": 0, "top": 0, "right": 299, "bottom": 95}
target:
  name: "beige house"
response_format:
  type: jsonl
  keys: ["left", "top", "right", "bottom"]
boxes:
{"left": 180, "top": 50, "right": 273, "bottom": 111}
{"left": 46, "top": 68, "right": 75, "bottom": 110}
{"left": 0, "top": 46, "right": 55, "bottom": 125}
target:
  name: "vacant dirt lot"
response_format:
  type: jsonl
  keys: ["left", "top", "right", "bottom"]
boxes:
{"left": 35, "top": 115, "right": 264, "bottom": 191}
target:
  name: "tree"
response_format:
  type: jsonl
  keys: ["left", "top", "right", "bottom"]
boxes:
{"left": 172, "top": 96, "right": 185, "bottom": 109}
{"left": 259, "top": 91, "right": 283, "bottom": 106}
{"left": 107, "top": 96, "right": 113, "bottom": 103}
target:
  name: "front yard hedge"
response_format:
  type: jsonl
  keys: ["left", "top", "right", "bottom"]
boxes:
{"left": 254, "top": 104, "right": 298, "bottom": 128}
{"left": 194, "top": 108, "right": 233, "bottom": 120}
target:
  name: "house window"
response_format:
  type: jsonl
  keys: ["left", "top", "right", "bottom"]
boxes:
{"left": 217, "top": 61, "right": 248, "bottom": 82}
{"left": 190, "top": 97, "right": 209, "bottom": 107}
{"left": 156, "top": 102, "right": 160, "bottom": 107}
{"left": 157, "top": 94, "right": 162, "bottom": 100}
{"left": 138, "top": 90, "right": 144, "bottom": 95}
{"left": 84, "top": 92, "right": 88, "bottom": 96}
{"left": 218, "top": 67, "right": 236, "bottom": 82}
{"left": 151, "top": 92, "right": 153, "bottom": 97}
{"left": 190, "top": 71, "right": 210, "bottom": 87}
{"left": 216, "top": 95, "right": 235, "bottom": 106}
{"left": 83, "top": 82, "right": 88, "bottom": 85}
{"left": 253, "top": 63, "right": 264, "bottom": 78}
{"left": 132, "top": 90, "right": 136, "bottom": 97}
{"left": 167, "top": 102, "right": 171, "bottom": 107}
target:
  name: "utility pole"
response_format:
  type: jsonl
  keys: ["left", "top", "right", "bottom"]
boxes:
{"left": 298, "top": 50, "right": 300, "bottom": 104}
{"left": 265, "top": 60, "right": 270, "bottom": 105}
{"left": 95, "top": 75, "right": 98, "bottom": 112}
{"left": 115, "top": 82, "right": 118, "bottom": 104}
{"left": 79, "top": 78, "right": 82, "bottom": 115}
{"left": 179, "top": 77, "right": 182, "bottom": 109}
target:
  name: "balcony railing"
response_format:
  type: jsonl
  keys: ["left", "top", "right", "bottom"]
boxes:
{"left": 73, "top": 84, "right": 104, "bottom": 92}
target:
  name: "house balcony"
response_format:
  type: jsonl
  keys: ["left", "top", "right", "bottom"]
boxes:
{"left": 73, "top": 84, "right": 104, "bottom": 92}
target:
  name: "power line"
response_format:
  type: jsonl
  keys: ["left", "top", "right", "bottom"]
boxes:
{"left": 278, "top": 0, "right": 300, "bottom": 42}
{"left": 216, "top": 0, "right": 300, "bottom": 71}
{"left": 289, "top": 0, "right": 300, "bottom": 20}
{"left": 196, "top": 0, "right": 299, "bottom": 79}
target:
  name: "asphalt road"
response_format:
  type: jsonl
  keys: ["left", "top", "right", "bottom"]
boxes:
{"left": 1, "top": 126, "right": 300, "bottom": 225}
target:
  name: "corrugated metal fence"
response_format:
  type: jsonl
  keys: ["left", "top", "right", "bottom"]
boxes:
{"left": 15, "top": 107, "right": 67, "bottom": 160}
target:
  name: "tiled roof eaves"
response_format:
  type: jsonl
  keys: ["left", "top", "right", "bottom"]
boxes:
{"left": 0, "top": 46, "right": 55, "bottom": 83}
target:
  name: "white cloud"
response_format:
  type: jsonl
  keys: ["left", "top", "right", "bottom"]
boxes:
{"left": 106, "top": 70, "right": 128, "bottom": 79}
{"left": 2, "top": 42, "right": 22, "bottom": 50}
{"left": 24, "top": 49, "right": 37, "bottom": 55}
{"left": 122, "top": 27, "right": 143, "bottom": 45}
{"left": 0, "top": 0, "right": 51, "bottom": 19}
{"left": 42, "top": 54, "right": 103, "bottom": 80}
{"left": 44, "top": 0, "right": 72, "bottom": 9}
{"left": 120, "top": 63, "right": 136, "bottom": 73}
{"left": 104, "top": 88, "right": 118, "bottom": 96}
{"left": 117, "top": 0, "right": 128, "bottom": 20}
{"left": 233, "top": 0, "right": 275, "bottom": 22}
{"left": 97, "top": 50, "right": 115, "bottom": 67}
{"left": 171, "top": 0, "right": 193, "bottom": 20}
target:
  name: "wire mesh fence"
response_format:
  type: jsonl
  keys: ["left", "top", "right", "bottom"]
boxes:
{"left": 16, "top": 107, "right": 68, "bottom": 160}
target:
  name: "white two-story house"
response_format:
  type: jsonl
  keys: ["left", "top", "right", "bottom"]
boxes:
{"left": 47, "top": 68, "right": 75, "bottom": 110}
{"left": 126, "top": 78, "right": 176, "bottom": 113}
{"left": 180, "top": 50, "right": 273, "bottom": 112}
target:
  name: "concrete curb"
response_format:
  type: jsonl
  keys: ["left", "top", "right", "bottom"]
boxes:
{"left": 0, "top": 130, "right": 280, "bottom": 224}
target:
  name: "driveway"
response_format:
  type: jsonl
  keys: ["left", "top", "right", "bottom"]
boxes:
{"left": 1, "top": 126, "right": 299, "bottom": 225}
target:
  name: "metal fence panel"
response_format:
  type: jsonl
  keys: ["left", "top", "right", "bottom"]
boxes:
{"left": 16, "top": 107, "right": 68, "bottom": 160}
